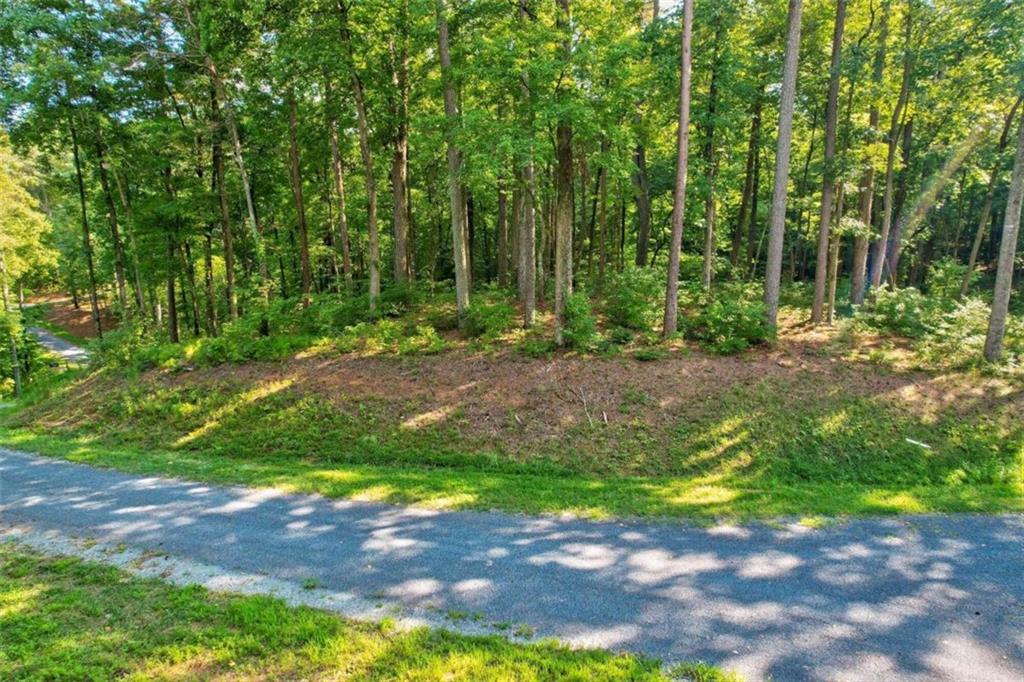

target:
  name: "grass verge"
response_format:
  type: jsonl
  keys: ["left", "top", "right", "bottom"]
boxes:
{"left": 1, "top": 543, "right": 702, "bottom": 681}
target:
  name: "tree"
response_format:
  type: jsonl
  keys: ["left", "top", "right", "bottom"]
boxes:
{"left": 811, "top": 0, "right": 846, "bottom": 324}
{"left": 553, "top": 0, "right": 574, "bottom": 347}
{"left": 984, "top": 108, "right": 1024, "bottom": 362}
{"left": 662, "top": 0, "right": 693, "bottom": 337}
{"left": 763, "top": 0, "right": 804, "bottom": 329}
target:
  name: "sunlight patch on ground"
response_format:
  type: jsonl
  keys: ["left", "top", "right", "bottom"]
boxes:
{"left": 402, "top": 405, "right": 456, "bottom": 431}
{"left": 175, "top": 378, "right": 294, "bottom": 447}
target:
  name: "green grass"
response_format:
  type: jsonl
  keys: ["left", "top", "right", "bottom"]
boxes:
{"left": 0, "top": 543, "right": 681, "bottom": 681}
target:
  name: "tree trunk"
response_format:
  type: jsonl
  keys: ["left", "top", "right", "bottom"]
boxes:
{"left": 211, "top": 101, "right": 238, "bottom": 320}
{"left": 166, "top": 230, "right": 179, "bottom": 344}
{"left": 962, "top": 97, "right": 1023, "bottom": 297}
{"left": 701, "top": 15, "right": 725, "bottom": 290}
{"left": 517, "top": 3, "right": 537, "bottom": 327}
{"left": 662, "top": 0, "right": 693, "bottom": 337}
{"left": 763, "top": 0, "right": 804, "bottom": 329}
{"left": 633, "top": 146, "right": 652, "bottom": 267}
{"left": 497, "top": 181, "right": 509, "bottom": 286}
{"left": 984, "top": 110, "right": 1024, "bottom": 362}
{"left": 338, "top": 0, "right": 381, "bottom": 311}
{"left": 437, "top": 0, "right": 471, "bottom": 324}
{"left": 110, "top": 168, "right": 146, "bottom": 315}
{"left": 69, "top": 119, "right": 103, "bottom": 338}
{"left": 733, "top": 89, "right": 763, "bottom": 268}
{"left": 869, "top": 9, "right": 913, "bottom": 290}
{"left": 286, "top": 90, "right": 312, "bottom": 306}
{"left": 325, "top": 80, "right": 354, "bottom": 291}
{"left": 182, "top": 238, "right": 201, "bottom": 337}
{"left": 553, "top": 0, "right": 574, "bottom": 346}
{"left": 203, "top": 229, "right": 218, "bottom": 336}
{"left": 390, "top": 4, "right": 411, "bottom": 285}
{"left": 598, "top": 139, "right": 609, "bottom": 282}
{"left": 95, "top": 141, "right": 129, "bottom": 311}
{"left": 811, "top": 0, "right": 846, "bottom": 324}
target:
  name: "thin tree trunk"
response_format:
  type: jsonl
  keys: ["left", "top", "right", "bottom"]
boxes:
{"left": 984, "top": 110, "right": 1024, "bottom": 362}
{"left": 633, "top": 146, "right": 652, "bottom": 267}
{"left": 390, "top": 4, "right": 411, "bottom": 284}
{"left": 286, "top": 90, "right": 312, "bottom": 306}
{"left": 733, "top": 90, "right": 763, "bottom": 268}
{"left": 811, "top": 0, "right": 846, "bottom": 323}
{"left": 437, "top": 0, "right": 471, "bottom": 323}
{"left": 338, "top": 0, "right": 380, "bottom": 310}
{"left": 95, "top": 141, "right": 129, "bottom": 311}
{"left": 869, "top": 9, "right": 913, "bottom": 290}
{"left": 69, "top": 119, "right": 102, "bottom": 338}
{"left": 211, "top": 103, "right": 238, "bottom": 320}
{"left": 962, "top": 96, "right": 1023, "bottom": 297}
{"left": 763, "top": 0, "right": 804, "bottom": 329}
{"left": 110, "top": 168, "right": 146, "bottom": 315}
{"left": 598, "top": 138, "right": 609, "bottom": 282}
{"left": 182, "top": 238, "right": 201, "bottom": 337}
{"left": 203, "top": 229, "right": 218, "bottom": 336}
{"left": 517, "top": 2, "right": 537, "bottom": 327}
{"left": 325, "top": 80, "right": 354, "bottom": 291}
{"left": 701, "top": 15, "right": 724, "bottom": 289}
{"left": 497, "top": 181, "right": 509, "bottom": 286}
{"left": 166, "top": 230, "right": 179, "bottom": 344}
{"left": 553, "top": 0, "right": 574, "bottom": 346}
{"left": 662, "top": 0, "right": 693, "bottom": 337}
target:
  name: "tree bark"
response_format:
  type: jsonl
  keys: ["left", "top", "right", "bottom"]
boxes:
{"left": 286, "top": 90, "right": 312, "bottom": 306}
{"left": 811, "top": 0, "right": 846, "bottom": 324}
{"left": 325, "top": 80, "right": 354, "bottom": 292}
{"left": 211, "top": 99, "right": 238, "bottom": 320}
{"left": 763, "top": 0, "right": 804, "bottom": 329}
{"left": 701, "top": 14, "right": 725, "bottom": 290}
{"left": 869, "top": 8, "right": 913, "bottom": 290}
{"left": 69, "top": 119, "right": 103, "bottom": 338}
{"left": 516, "top": 3, "right": 537, "bottom": 328}
{"left": 338, "top": 0, "right": 381, "bottom": 311}
{"left": 662, "top": 0, "right": 693, "bottom": 337}
{"left": 962, "top": 96, "right": 1023, "bottom": 297}
{"left": 437, "top": 0, "right": 471, "bottom": 323}
{"left": 94, "top": 141, "right": 129, "bottom": 311}
{"left": 553, "top": 0, "right": 574, "bottom": 346}
{"left": 390, "top": 2, "right": 411, "bottom": 284}
{"left": 733, "top": 89, "right": 763, "bottom": 268}
{"left": 497, "top": 181, "right": 509, "bottom": 286}
{"left": 984, "top": 110, "right": 1024, "bottom": 362}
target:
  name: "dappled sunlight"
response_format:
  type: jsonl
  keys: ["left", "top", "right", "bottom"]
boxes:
{"left": 175, "top": 377, "right": 295, "bottom": 447}
{"left": 401, "top": 405, "right": 456, "bottom": 431}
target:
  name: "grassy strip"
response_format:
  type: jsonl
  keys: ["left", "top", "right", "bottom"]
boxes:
{"left": 2, "top": 426, "right": 1019, "bottom": 520}
{"left": 1, "top": 543, "right": 736, "bottom": 681}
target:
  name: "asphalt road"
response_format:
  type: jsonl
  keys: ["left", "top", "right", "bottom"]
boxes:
{"left": 1, "top": 449, "right": 1021, "bottom": 681}
{"left": 26, "top": 326, "right": 89, "bottom": 363}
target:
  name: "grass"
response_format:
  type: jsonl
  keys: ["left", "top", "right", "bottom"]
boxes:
{"left": 0, "top": 355, "right": 1020, "bottom": 520}
{"left": 0, "top": 543, "right": 684, "bottom": 681}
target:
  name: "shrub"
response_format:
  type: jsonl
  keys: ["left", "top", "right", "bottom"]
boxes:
{"left": 927, "top": 257, "right": 971, "bottom": 303}
{"left": 398, "top": 325, "right": 446, "bottom": 355}
{"left": 603, "top": 267, "right": 663, "bottom": 330}
{"left": 683, "top": 287, "right": 772, "bottom": 354}
{"left": 607, "top": 326, "right": 635, "bottom": 346}
{"left": 562, "top": 291, "right": 599, "bottom": 350}
{"left": 918, "top": 298, "right": 1023, "bottom": 368}
{"left": 516, "top": 338, "right": 557, "bottom": 358}
{"left": 858, "top": 287, "right": 935, "bottom": 338}
{"left": 462, "top": 301, "right": 517, "bottom": 339}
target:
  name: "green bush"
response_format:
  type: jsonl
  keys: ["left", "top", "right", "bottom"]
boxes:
{"left": 858, "top": 287, "right": 935, "bottom": 338}
{"left": 607, "top": 326, "right": 635, "bottom": 346}
{"left": 683, "top": 287, "right": 772, "bottom": 354}
{"left": 603, "top": 267, "right": 663, "bottom": 330}
{"left": 462, "top": 301, "right": 517, "bottom": 339}
{"left": 918, "top": 298, "right": 1023, "bottom": 368}
{"left": 927, "top": 257, "right": 971, "bottom": 303}
{"left": 562, "top": 291, "right": 599, "bottom": 350}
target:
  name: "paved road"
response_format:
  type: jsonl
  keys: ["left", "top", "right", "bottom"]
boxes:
{"left": 26, "top": 326, "right": 89, "bottom": 363}
{"left": 1, "top": 449, "right": 1021, "bottom": 681}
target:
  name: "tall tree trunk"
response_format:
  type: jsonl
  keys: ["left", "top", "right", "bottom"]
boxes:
{"left": 733, "top": 89, "right": 763, "bottom": 268}
{"left": 701, "top": 14, "right": 724, "bottom": 289}
{"left": 811, "top": 0, "right": 846, "bottom": 323}
{"left": 166, "top": 230, "right": 179, "bottom": 344}
{"left": 662, "top": 0, "right": 693, "bottom": 337}
{"left": 633, "top": 146, "right": 653, "bottom": 267}
{"left": 437, "top": 0, "right": 471, "bottom": 324}
{"left": 517, "top": 2, "right": 537, "bottom": 327}
{"left": 211, "top": 103, "right": 238, "bottom": 320}
{"left": 851, "top": 2, "right": 891, "bottom": 304}
{"left": 598, "top": 138, "right": 609, "bottom": 282}
{"left": 390, "top": 3, "right": 411, "bottom": 284}
{"left": 286, "top": 90, "right": 312, "bottom": 306}
{"left": 869, "top": 8, "right": 913, "bottom": 290}
{"left": 338, "top": 0, "right": 380, "bottom": 311}
{"left": 325, "top": 79, "right": 354, "bottom": 291}
{"left": 203, "top": 228, "right": 218, "bottom": 336}
{"left": 94, "top": 141, "right": 129, "bottom": 311}
{"left": 984, "top": 110, "right": 1024, "bottom": 362}
{"left": 497, "top": 181, "right": 509, "bottom": 286}
{"left": 69, "top": 119, "right": 102, "bottom": 338}
{"left": 763, "top": 0, "right": 804, "bottom": 329}
{"left": 553, "top": 0, "right": 574, "bottom": 346}
{"left": 182, "top": 238, "right": 201, "bottom": 337}
{"left": 962, "top": 96, "right": 1023, "bottom": 297}
{"left": 110, "top": 168, "right": 146, "bottom": 315}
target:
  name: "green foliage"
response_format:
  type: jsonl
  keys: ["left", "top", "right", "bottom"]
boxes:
{"left": 602, "top": 268, "right": 663, "bottom": 330}
{"left": 927, "top": 257, "right": 972, "bottom": 303}
{"left": 918, "top": 298, "right": 1024, "bottom": 369}
{"left": 462, "top": 301, "right": 517, "bottom": 340}
{"left": 857, "top": 287, "right": 939, "bottom": 338}
{"left": 562, "top": 291, "right": 599, "bottom": 351}
{"left": 682, "top": 286, "right": 772, "bottom": 354}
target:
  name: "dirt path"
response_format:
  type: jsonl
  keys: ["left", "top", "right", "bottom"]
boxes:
{"left": 1, "top": 449, "right": 1021, "bottom": 681}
